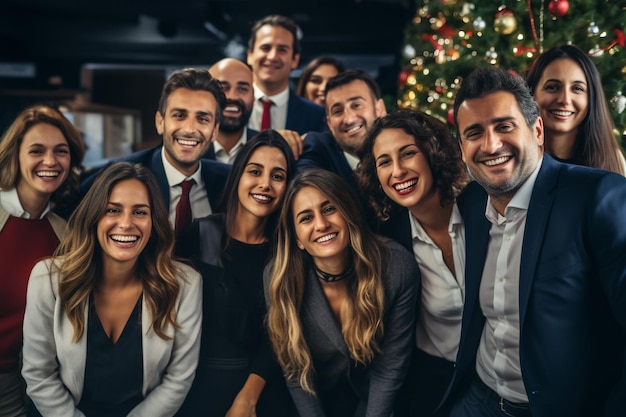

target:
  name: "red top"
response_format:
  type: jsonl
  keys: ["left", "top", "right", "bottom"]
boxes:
{"left": 0, "top": 216, "right": 59, "bottom": 370}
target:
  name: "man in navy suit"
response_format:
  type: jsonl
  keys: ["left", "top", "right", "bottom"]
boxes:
{"left": 246, "top": 15, "right": 326, "bottom": 135}
{"left": 445, "top": 66, "right": 626, "bottom": 417}
{"left": 81, "top": 68, "right": 230, "bottom": 231}
{"left": 297, "top": 70, "right": 385, "bottom": 190}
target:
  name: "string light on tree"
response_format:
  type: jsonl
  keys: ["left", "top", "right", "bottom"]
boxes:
{"left": 587, "top": 21, "right": 600, "bottom": 36}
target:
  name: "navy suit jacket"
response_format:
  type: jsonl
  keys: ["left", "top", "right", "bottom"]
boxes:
{"left": 80, "top": 145, "right": 230, "bottom": 213}
{"left": 297, "top": 130, "right": 357, "bottom": 189}
{"left": 446, "top": 155, "right": 626, "bottom": 417}
{"left": 203, "top": 128, "right": 258, "bottom": 161}
{"left": 285, "top": 92, "right": 326, "bottom": 135}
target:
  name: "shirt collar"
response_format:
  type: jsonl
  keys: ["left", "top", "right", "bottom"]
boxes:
{"left": 485, "top": 156, "right": 543, "bottom": 224}
{"left": 253, "top": 84, "right": 290, "bottom": 106}
{"left": 213, "top": 128, "right": 248, "bottom": 159}
{"left": 161, "top": 147, "right": 202, "bottom": 186}
{"left": 409, "top": 202, "right": 463, "bottom": 243}
{"left": 0, "top": 187, "right": 50, "bottom": 219}
{"left": 344, "top": 151, "right": 360, "bottom": 171}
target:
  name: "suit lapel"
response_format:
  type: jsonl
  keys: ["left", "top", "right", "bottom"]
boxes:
{"left": 285, "top": 92, "right": 299, "bottom": 132}
{"left": 150, "top": 147, "right": 170, "bottom": 205}
{"left": 518, "top": 156, "right": 559, "bottom": 329}
{"left": 301, "top": 269, "right": 349, "bottom": 357}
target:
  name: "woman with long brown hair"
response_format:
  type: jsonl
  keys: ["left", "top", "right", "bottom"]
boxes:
{"left": 265, "top": 168, "right": 419, "bottom": 417}
{"left": 22, "top": 162, "right": 202, "bottom": 417}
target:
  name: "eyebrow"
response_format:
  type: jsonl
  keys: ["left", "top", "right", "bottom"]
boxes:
{"left": 247, "top": 161, "right": 287, "bottom": 172}
{"left": 329, "top": 96, "right": 365, "bottom": 112}
{"left": 296, "top": 199, "right": 331, "bottom": 218}
{"left": 107, "top": 201, "right": 151, "bottom": 209}
{"left": 462, "top": 116, "right": 515, "bottom": 136}
{"left": 375, "top": 143, "right": 418, "bottom": 161}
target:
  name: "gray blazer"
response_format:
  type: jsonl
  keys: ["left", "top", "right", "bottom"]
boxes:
{"left": 264, "top": 240, "right": 420, "bottom": 417}
{"left": 22, "top": 259, "right": 202, "bottom": 417}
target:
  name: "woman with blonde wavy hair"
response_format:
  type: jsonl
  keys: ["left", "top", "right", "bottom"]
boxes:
{"left": 0, "top": 104, "right": 84, "bottom": 417}
{"left": 22, "top": 162, "right": 202, "bottom": 417}
{"left": 264, "top": 168, "right": 419, "bottom": 417}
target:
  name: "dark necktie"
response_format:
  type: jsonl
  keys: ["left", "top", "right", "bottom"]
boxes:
{"left": 175, "top": 179, "right": 195, "bottom": 234}
{"left": 260, "top": 98, "right": 273, "bottom": 130}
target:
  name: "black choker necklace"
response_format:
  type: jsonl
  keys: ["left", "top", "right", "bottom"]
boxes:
{"left": 314, "top": 264, "right": 354, "bottom": 283}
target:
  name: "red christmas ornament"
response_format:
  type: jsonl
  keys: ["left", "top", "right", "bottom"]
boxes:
{"left": 447, "top": 108, "right": 455, "bottom": 127}
{"left": 398, "top": 69, "right": 410, "bottom": 89}
{"left": 548, "top": 0, "right": 569, "bottom": 17}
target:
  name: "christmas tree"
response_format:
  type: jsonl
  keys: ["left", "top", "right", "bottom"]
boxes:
{"left": 398, "top": 0, "right": 626, "bottom": 143}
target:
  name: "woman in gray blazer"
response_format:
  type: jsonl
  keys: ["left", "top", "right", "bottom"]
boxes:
{"left": 264, "top": 169, "right": 420, "bottom": 417}
{"left": 22, "top": 162, "right": 202, "bottom": 417}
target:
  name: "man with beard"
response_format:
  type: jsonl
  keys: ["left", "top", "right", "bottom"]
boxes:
{"left": 81, "top": 68, "right": 230, "bottom": 234}
{"left": 297, "top": 70, "right": 385, "bottom": 190}
{"left": 205, "top": 58, "right": 257, "bottom": 164}
{"left": 206, "top": 58, "right": 304, "bottom": 164}
{"left": 442, "top": 66, "right": 626, "bottom": 417}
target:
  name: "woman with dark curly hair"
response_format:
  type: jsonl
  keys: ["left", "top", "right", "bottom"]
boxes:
{"left": 356, "top": 109, "right": 468, "bottom": 417}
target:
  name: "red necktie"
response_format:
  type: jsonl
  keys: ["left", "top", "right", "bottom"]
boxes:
{"left": 260, "top": 98, "right": 273, "bottom": 130}
{"left": 175, "top": 179, "right": 195, "bottom": 234}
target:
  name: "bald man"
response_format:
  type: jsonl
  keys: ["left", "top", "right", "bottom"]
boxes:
{"left": 206, "top": 58, "right": 303, "bottom": 164}
{"left": 205, "top": 58, "right": 257, "bottom": 164}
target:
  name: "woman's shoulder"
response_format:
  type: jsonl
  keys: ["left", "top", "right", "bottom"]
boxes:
{"left": 173, "top": 260, "right": 201, "bottom": 282}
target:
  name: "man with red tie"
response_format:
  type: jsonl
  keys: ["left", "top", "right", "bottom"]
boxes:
{"left": 81, "top": 68, "right": 230, "bottom": 235}
{"left": 246, "top": 15, "right": 326, "bottom": 135}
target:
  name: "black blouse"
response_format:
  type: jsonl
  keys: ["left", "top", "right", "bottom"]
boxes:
{"left": 77, "top": 295, "right": 144, "bottom": 417}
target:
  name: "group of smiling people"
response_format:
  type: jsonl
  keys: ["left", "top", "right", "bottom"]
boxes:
{"left": 1, "top": 41, "right": 625, "bottom": 417}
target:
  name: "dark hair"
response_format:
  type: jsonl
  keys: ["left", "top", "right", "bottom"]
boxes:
{"left": 248, "top": 15, "right": 301, "bottom": 56}
{"left": 57, "top": 162, "right": 180, "bottom": 341}
{"left": 157, "top": 68, "right": 226, "bottom": 125}
{"left": 453, "top": 66, "right": 540, "bottom": 135}
{"left": 296, "top": 56, "right": 346, "bottom": 97}
{"left": 525, "top": 44, "right": 622, "bottom": 174}
{"left": 0, "top": 105, "right": 85, "bottom": 207}
{"left": 218, "top": 130, "right": 297, "bottom": 243}
{"left": 326, "top": 69, "right": 382, "bottom": 102}
{"left": 357, "top": 109, "right": 468, "bottom": 220}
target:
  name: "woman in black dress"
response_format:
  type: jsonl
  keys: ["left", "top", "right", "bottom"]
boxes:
{"left": 176, "top": 130, "right": 296, "bottom": 417}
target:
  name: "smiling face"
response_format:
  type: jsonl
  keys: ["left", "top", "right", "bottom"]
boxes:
{"left": 533, "top": 58, "right": 589, "bottom": 142}
{"left": 247, "top": 25, "right": 300, "bottom": 94}
{"left": 373, "top": 128, "right": 438, "bottom": 214}
{"left": 237, "top": 146, "right": 288, "bottom": 220}
{"left": 292, "top": 186, "right": 350, "bottom": 272}
{"left": 305, "top": 64, "right": 340, "bottom": 106}
{"left": 457, "top": 91, "right": 543, "bottom": 210}
{"left": 97, "top": 179, "right": 152, "bottom": 270}
{"left": 17, "top": 122, "right": 71, "bottom": 202}
{"left": 156, "top": 87, "right": 219, "bottom": 177}
{"left": 209, "top": 60, "right": 254, "bottom": 133}
{"left": 326, "top": 79, "right": 385, "bottom": 156}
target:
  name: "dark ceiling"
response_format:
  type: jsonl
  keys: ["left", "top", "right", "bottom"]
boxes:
{"left": 0, "top": 0, "right": 412, "bottom": 70}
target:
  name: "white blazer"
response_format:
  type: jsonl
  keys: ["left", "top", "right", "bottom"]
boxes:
{"left": 22, "top": 258, "right": 202, "bottom": 417}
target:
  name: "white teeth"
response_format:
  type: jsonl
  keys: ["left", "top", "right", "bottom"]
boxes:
{"left": 346, "top": 125, "right": 362, "bottom": 134}
{"left": 550, "top": 110, "right": 573, "bottom": 117}
{"left": 110, "top": 235, "right": 139, "bottom": 243}
{"left": 225, "top": 106, "right": 239, "bottom": 112}
{"left": 252, "top": 194, "right": 271, "bottom": 201}
{"left": 394, "top": 179, "right": 417, "bottom": 191}
{"left": 484, "top": 156, "right": 511, "bottom": 166}
{"left": 177, "top": 139, "right": 199, "bottom": 146}
{"left": 36, "top": 171, "right": 60, "bottom": 177}
{"left": 316, "top": 233, "right": 336, "bottom": 243}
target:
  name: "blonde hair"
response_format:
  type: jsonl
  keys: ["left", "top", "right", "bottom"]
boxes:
{"left": 54, "top": 162, "right": 181, "bottom": 342}
{"left": 266, "top": 169, "right": 386, "bottom": 393}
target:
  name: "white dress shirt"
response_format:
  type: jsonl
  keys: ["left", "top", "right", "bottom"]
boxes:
{"left": 213, "top": 128, "right": 248, "bottom": 165}
{"left": 409, "top": 202, "right": 465, "bottom": 361}
{"left": 248, "top": 85, "right": 290, "bottom": 131}
{"left": 476, "top": 158, "right": 543, "bottom": 403}
{"left": 0, "top": 188, "right": 50, "bottom": 219}
{"left": 161, "top": 149, "right": 211, "bottom": 228}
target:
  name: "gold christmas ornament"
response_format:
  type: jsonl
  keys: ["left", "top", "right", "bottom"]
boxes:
{"left": 494, "top": 6, "right": 517, "bottom": 35}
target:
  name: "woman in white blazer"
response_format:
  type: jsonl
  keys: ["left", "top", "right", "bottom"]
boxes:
{"left": 22, "top": 162, "right": 202, "bottom": 417}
